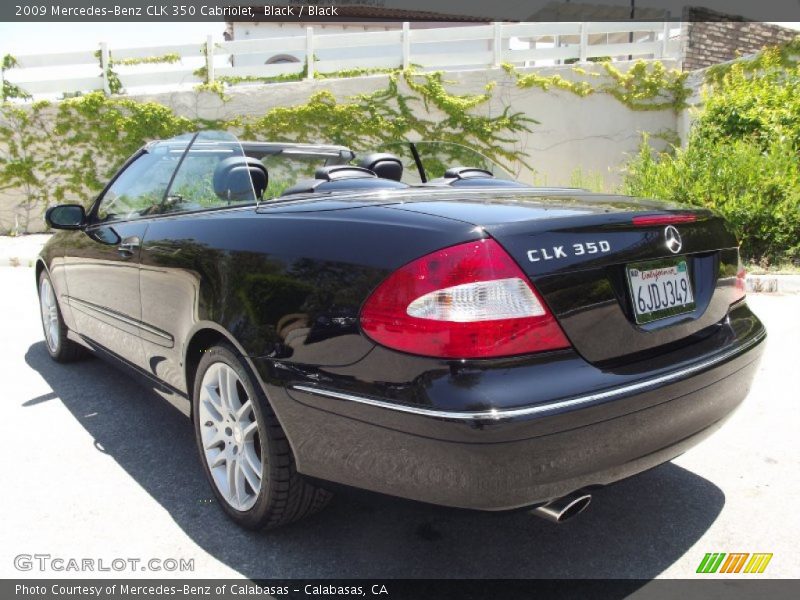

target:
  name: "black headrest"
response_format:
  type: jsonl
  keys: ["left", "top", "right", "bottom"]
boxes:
{"left": 315, "top": 165, "right": 376, "bottom": 181}
{"left": 357, "top": 153, "right": 403, "bottom": 181}
{"left": 444, "top": 166, "right": 494, "bottom": 180}
{"left": 213, "top": 156, "right": 268, "bottom": 201}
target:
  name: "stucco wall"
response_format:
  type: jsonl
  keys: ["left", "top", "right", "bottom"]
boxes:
{"left": 0, "top": 61, "right": 684, "bottom": 234}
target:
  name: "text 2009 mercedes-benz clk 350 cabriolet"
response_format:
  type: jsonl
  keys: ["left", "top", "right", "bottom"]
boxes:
{"left": 37, "top": 132, "right": 765, "bottom": 529}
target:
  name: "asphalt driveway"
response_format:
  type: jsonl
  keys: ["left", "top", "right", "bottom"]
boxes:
{"left": 1, "top": 266, "right": 797, "bottom": 579}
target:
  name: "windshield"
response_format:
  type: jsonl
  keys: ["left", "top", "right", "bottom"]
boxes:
{"left": 375, "top": 141, "right": 516, "bottom": 184}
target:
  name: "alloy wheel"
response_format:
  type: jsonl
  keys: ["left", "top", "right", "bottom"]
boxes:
{"left": 39, "top": 277, "right": 60, "bottom": 353}
{"left": 198, "top": 362, "right": 263, "bottom": 511}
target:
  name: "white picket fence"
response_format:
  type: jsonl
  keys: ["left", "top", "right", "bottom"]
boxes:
{"left": 2, "top": 22, "right": 681, "bottom": 98}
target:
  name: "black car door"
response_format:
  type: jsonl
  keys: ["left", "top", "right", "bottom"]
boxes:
{"left": 62, "top": 146, "right": 183, "bottom": 368}
{"left": 138, "top": 132, "right": 261, "bottom": 395}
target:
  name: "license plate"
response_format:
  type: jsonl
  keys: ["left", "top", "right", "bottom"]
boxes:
{"left": 626, "top": 258, "right": 695, "bottom": 324}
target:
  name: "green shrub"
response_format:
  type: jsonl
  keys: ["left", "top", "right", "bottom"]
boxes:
{"left": 623, "top": 136, "right": 800, "bottom": 261}
{"left": 622, "top": 43, "right": 800, "bottom": 264}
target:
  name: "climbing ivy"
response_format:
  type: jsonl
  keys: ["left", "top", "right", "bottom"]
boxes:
{"left": 705, "top": 37, "right": 800, "bottom": 86}
{"left": 0, "top": 59, "right": 693, "bottom": 233}
{"left": 0, "top": 101, "right": 60, "bottom": 232}
{"left": 117, "top": 53, "right": 181, "bottom": 66}
{"left": 94, "top": 50, "right": 123, "bottom": 95}
{"left": 504, "top": 59, "right": 690, "bottom": 112}
{"left": 1, "top": 55, "right": 31, "bottom": 102}
{"left": 240, "top": 70, "right": 535, "bottom": 173}
{"left": 0, "top": 68, "right": 535, "bottom": 230}
{"left": 216, "top": 63, "right": 402, "bottom": 87}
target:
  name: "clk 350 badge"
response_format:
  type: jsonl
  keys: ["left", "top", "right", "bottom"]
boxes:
{"left": 527, "top": 241, "right": 611, "bottom": 262}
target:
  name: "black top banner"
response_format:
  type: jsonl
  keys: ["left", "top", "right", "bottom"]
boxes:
{"left": 4, "top": 0, "right": 800, "bottom": 22}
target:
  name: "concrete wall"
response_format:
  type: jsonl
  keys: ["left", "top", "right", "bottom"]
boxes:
{"left": 0, "top": 61, "right": 683, "bottom": 234}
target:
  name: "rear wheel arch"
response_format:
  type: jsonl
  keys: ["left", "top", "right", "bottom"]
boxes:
{"left": 183, "top": 325, "right": 262, "bottom": 418}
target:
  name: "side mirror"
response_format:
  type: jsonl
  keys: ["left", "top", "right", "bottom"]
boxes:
{"left": 45, "top": 204, "right": 86, "bottom": 230}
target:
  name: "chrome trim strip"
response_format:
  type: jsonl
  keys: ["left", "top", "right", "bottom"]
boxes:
{"left": 65, "top": 296, "right": 174, "bottom": 343}
{"left": 291, "top": 329, "right": 766, "bottom": 421}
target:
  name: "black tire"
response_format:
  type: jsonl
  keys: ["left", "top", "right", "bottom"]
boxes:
{"left": 192, "top": 343, "right": 331, "bottom": 530}
{"left": 37, "top": 270, "right": 89, "bottom": 363}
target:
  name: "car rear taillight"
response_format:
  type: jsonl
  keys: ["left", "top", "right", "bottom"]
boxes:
{"left": 359, "top": 239, "right": 571, "bottom": 359}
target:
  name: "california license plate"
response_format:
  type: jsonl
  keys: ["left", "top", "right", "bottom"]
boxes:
{"left": 626, "top": 258, "right": 695, "bottom": 324}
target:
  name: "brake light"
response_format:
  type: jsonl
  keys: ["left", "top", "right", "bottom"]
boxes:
{"left": 632, "top": 214, "right": 697, "bottom": 227}
{"left": 360, "top": 239, "right": 571, "bottom": 359}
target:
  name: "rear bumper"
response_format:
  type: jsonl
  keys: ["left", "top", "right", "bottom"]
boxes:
{"left": 256, "top": 305, "right": 765, "bottom": 510}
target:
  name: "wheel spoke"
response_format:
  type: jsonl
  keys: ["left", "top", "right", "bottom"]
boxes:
{"left": 202, "top": 385, "right": 225, "bottom": 419}
{"left": 228, "top": 456, "right": 242, "bottom": 507}
{"left": 242, "top": 420, "right": 258, "bottom": 441}
{"left": 243, "top": 443, "right": 262, "bottom": 476}
{"left": 208, "top": 447, "right": 227, "bottom": 469}
{"left": 236, "top": 399, "right": 252, "bottom": 421}
{"left": 224, "top": 368, "right": 240, "bottom": 412}
{"left": 239, "top": 454, "right": 261, "bottom": 492}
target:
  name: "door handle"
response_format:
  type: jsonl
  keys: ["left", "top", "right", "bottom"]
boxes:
{"left": 118, "top": 236, "right": 141, "bottom": 258}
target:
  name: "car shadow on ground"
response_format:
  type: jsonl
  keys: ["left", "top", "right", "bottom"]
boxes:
{"left": 25, "top": 341, "right": 724, "bottom": 580}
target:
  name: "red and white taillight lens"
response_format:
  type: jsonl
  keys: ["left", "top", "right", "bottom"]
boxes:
{"left": 359, "top": 239, "right": 571, "bottom": 359}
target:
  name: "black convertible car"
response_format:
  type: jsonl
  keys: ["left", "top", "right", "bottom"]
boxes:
{"left": 38, "top": 132, "right": 765, "bottom": 529}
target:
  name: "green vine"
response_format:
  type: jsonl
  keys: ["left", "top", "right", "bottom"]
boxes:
{"left": 504, "top": 64, "right": 594, "bottom": 96}
{"left": 117, "top": 53, "right": 181, "bottom": 67}
{"left": 216, "top": 58, "right": 310, "bottom": 88}
{"left": 1, "top": 54, "right": 32, "bottom": 102}
{"left": 94, "top": 49, "right": 123, "bottom": 95}
{"left": 0, "top": 68, "right": 535, "bottom": 231}
{"left": 504, "top": 59, "right": 690, "bottom": 112}
{"left": 193, "top": 41, "right": 225, "bottom": 96}
{"left": 0, "top": 58, "right": 695, "bottom": 233}
{"left": 705, "top": 36, "right": 800, "bottom": 86}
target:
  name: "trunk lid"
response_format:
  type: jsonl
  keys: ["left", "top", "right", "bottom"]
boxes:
{"left": 383, "top": 190, "right": 742, "bottom": 365}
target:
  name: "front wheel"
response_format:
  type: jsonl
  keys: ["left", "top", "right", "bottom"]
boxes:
{"left": 192, "top": 344, "right": 331, "bottom": 530}
{"left": 38, "top": 270, "right": 88, "bottom": 362}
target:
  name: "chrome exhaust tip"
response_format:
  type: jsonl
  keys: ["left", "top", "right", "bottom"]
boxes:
{"left": 531, "top": 492, "right": 592, "bottom": 524}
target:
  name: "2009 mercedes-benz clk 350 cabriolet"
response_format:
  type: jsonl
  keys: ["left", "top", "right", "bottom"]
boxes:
{"left": 37, "top": 132, "right": 765, "bottom": 529}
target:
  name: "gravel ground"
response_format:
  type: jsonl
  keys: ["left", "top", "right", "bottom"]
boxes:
{"left": 0, "top": 266, "right": 797, "bottom": 580}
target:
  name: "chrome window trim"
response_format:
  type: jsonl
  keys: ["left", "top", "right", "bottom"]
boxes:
{"left": 291, "top": 329, "right": 765, "bottom": 421}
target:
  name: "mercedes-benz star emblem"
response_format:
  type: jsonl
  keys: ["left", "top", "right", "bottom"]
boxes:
{"left": 664, "top": 225, "right": 682, "bottom": 254}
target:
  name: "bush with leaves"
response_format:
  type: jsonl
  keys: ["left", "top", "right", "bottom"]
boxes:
{"left": 623, "top": 42, "right": 800, "bottom": 264}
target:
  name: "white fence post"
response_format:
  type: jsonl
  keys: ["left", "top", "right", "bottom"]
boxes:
{"left": 99, "top": 42, "right": 110, "bottom": 95}
{"left": 492, "top": 22, "right": 502, "bottom": 67}
{"left": 661, "top": 22, "right": 670, "bottom": 58}
{"left": 306, "top": 27, "right": 314, "bottom": 80}
{"left": 402, "top": 22, "right": 410, "bottom": 70}
{"left": 206, "top": 35, "right": 215, "bottom": 83}
{"left": 578, "top": 23, "right": 588, "bottom": 63}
